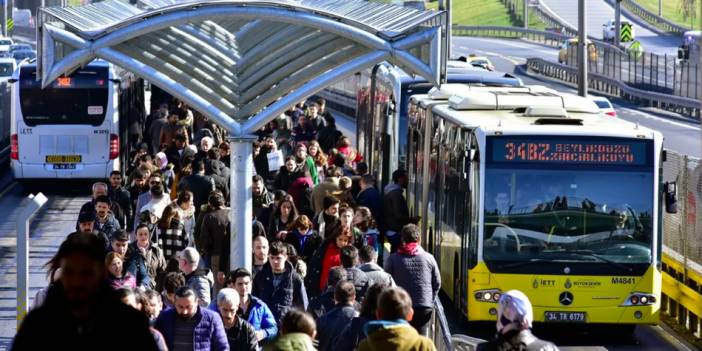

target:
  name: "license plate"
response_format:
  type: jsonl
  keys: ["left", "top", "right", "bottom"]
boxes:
{"left": 53, "top": 164, "right": 76, "bottom": 170}
{"left": 544, "top": 311, "right": 586, "bottom": 322}
{"left": 46, "top": 155, "right": 81, "bottom": 163}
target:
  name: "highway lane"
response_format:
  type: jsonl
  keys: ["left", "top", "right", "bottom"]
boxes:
{"left": 0, "top": 172, "right": 90, "bottom": 348}
{"left": 453, "top": 36, "right": 701, "bottom": 158}
{"left": 539, "top": 0, "right": 680, "bottom": 55}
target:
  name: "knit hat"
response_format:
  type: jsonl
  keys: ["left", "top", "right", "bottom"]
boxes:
{"left": 323, "top": 194, "right": 340, "bottom": 210}
{"left": 496, "top": 290, "right": 533, "bottom": 334}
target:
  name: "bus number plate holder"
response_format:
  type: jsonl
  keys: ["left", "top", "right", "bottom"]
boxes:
{"left": 46, "top": 155, "right": 81, "bottom": 163}
{"left": 544, "top": 311, "right": 586, "bottom": 322}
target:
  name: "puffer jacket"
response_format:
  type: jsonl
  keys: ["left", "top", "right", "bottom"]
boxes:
{"left": 383, "top": 246, "right": 440, "bottom": 308}
{"left": 476, "top": 329, "right": 559, "bottom": 351}
{"left": 358, "top": 262, "right": 395, "bottom": 287}
{"left": 252, "top": 261, "right": 308, "bottom": 322}
{"left": 155, "top": 306, "right": 229, "bottom": 351}
{"left": 187, "top": 268, "right": 215, "bottom": 307}
{"left": 208, "top": 294, "right": 278, "bottom": 342}
{"left": 358, "top": 320, "right": 435, "bottom": 351}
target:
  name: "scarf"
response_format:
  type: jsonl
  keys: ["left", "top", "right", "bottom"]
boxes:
{"left": 397, "top": 242, "right": 420, "bottom": 255}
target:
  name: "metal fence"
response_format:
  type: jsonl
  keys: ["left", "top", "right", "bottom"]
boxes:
{"left": 429, "top": 297, "right": 485, "bottom": 351}
{"left": 563, "top": 43, "right": 700, "bottom": 100}
{"left": 610, "top": 0, "right": 689, "bottom": 34}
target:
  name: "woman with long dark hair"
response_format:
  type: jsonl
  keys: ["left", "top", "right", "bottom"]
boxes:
{"left": 305, "top": 225, "right": 352, "bottom": 297}
{"left": 156, "top": 204, "right": 190, "bottom": 261}
{"left": 284, "top": 215, "right": 322, "bottom": 263}
{"left": 267, "top": 198, "right": 299, "bottom": 241}
{"left": 354, "top": 206, "right": 380, "bottom": 253}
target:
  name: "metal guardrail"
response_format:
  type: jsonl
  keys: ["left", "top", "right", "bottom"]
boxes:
{"left": 453, "top": 25, "right": 569, "bottom": 48}
{"left": 430, "top": 297, "right": 485, "bottom": 351}
{"left": 526, "top": 58, "right": 700, "bottom": 117}
{"left": 612, "top": 0, "right": 689, "bottom": 35}
{"left": 662, "top": 253, "right": 702, "bottom": 338}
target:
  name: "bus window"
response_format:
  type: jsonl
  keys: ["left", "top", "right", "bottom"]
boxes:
{"left": 19, "top": 67, "right": 109, "bottom": 126}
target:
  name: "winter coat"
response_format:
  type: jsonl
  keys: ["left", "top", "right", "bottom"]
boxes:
{"left": 382, "top": 183, "right": 410, "bottom": 233}
{"left": 307, "top": 290, "right": 335, "bottom": 320}
{"left": 335, "top": 316, "right": 372, "bottom": 351}
{"left": 356, "top": 187, "right": 382, "bottom": 228}
{"left": 275, "top": 166, "right": 304, "bottom": 192}
{"left": 224, "top": 316, "right": 259, "bottom": 351}
{"left": 179, "top": 173, "right": 217, "bottom": 210}
{"left": 384, "top": 246, "right": 440, "bottom": 309}
{"left": 293, "top": 124, "right": 316, "bottom": 143}
{"left": 200, "top": 208, "right": 231, "bottom": 257}
{"left": 94, "top": 213, "right": 121, "bottom": 241}
{"left": 358, "top": 320, "right": 435, "bottom": 351}
{"left": 126, "top": 242, "right": 167, "bottom": 290}
{"left": 476, "top": 329, "right": 559, "bottom": 351}
{"left": 13, "top": 283, "right": 159, "bottom": 351}
{"left": 305, "top": 241, "right": 336, "bottom": 297}
{"left": 317, "top": 304, "right": 358, "bottom": 351}
{"left": 253, "top": 188, "right": 275, "bottom": 221}
{"left": 242, "top": 295, "right": 279, "bottom": 341}
{"left": 300, "top": 156, "right": 319, "bottom": 185}
{"left": 187, "top": 268, "right": 215, "bottom": 307}
{"left": 331, "top": 267, "right": 369, "bottom": 303}
{"left": 109, "top": 185, "right": 132, "bottom": 228}
{"left": 359, "top": 262, "right": 395, "bottom": 288}
{"left": 316, "top": 126, "right": 343, "bottom": 154}
{"left": 155, "top": 306, "right": 229, "bottom": 351}
{"left": 264, "top": 332, "right": 316, "bottom": 351}
{"left": 310, "top": 179, "right": 339, "bottom": 215}
{"left": 284, "top": 229, "right": 323, "bottom": 262}
{"left": 157, "top": 219, "right": 190, "bottom": 260}
{"left": 288, "top": 177, "right": 315, "bottom": 218}
{"left": 252, "top": 261, "right": 309, "bottom": 322}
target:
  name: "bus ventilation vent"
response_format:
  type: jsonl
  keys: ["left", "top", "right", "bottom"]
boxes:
{"left": 534, "top": 118, "right": 583, "bottom": 125}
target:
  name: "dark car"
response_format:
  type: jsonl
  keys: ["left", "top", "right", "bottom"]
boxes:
{"left": 12, "top": 50, "right": 36, "bottom": 63}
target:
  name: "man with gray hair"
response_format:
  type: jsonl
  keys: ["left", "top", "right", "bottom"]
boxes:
{"left": 217, "top": 288, "right": 258, "bottom": 351}
{"left": 178, "top": 247, "right": 215, "bottom": 307}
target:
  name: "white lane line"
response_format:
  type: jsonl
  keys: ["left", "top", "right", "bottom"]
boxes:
{"left": 0, "top": 182, "right": 17, "bottom": 200}
{"left": 618, "top": 107, "right": 701, "bottom": 131}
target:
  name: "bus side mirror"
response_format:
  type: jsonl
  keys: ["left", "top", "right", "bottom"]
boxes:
{"left": 664, "top": 182, "right": 678, "bottom": 214}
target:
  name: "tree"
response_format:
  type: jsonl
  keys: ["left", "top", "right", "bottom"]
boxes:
{"left": 679, "top": 0, "right": 698, "bottom": 28}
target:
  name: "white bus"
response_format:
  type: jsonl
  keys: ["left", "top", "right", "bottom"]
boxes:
{"left": 10, "top": 60, "right": 143, "bottom": 181}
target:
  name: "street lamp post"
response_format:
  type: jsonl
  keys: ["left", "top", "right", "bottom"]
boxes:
{"left": 577, "top": 0, "right": 588, "bottom": 97}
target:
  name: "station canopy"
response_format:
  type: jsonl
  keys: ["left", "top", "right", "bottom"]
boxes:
{"left": 37, "top": 0, "right": 445, "bottom": 135}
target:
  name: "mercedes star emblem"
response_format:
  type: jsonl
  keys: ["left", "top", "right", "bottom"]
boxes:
{"left": 559, "top": 291, "right": 574, "bottom": 306}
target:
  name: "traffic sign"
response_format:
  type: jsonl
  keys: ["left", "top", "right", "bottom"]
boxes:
{"left": 620, "top": 22, "right": 633, "bottom": 42}
{"left": 6, "top": 18, "right": 13, "bottom": 32}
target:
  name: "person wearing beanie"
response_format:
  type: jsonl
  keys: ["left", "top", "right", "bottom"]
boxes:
{"left": 476, "top": 290, "right": 559, "bottom": 351}
{"left": 316, "top": 195, "right": 340, "bottom": 240}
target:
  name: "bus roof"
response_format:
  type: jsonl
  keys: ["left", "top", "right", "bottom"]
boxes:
{"left": 410, "top": 84, "right": 556, "bottom": 108}
{"left": 429, "top": 91, "right": 661, "bottom": 140}
{"left": 392, "top": 61, "right": 523, "bottom": 87}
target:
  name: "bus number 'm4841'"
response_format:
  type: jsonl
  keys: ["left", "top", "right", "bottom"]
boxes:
{"left": 611, "top": 277, "right": 635, "bottom": 284}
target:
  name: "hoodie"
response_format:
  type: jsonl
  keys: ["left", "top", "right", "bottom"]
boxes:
{"left": 358, "top": 320, "right": 435, "bottom": 351}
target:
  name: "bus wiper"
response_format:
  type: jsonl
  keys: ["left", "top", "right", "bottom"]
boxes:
{"left": 495, "top": 258, "right": 551, "bottom": 269}
{"left": 568, "top": 250, "right": 633, "bottom": 273}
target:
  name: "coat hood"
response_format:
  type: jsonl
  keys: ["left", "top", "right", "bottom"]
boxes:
{"left": 363, "top": 320, "right": 422, "bottom": 349}
{"left": 267, "top": 332, "right": 315, "bottom": 351}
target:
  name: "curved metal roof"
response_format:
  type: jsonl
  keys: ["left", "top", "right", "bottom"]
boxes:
{"left": 38, "top": 0, "right": 445, "bottom": 135}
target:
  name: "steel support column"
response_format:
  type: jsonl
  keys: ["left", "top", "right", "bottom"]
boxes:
{"left": 229, "top": 136, "right": 256, "bottom": 272}
{"left": 615, "top": 0, "right": 621, "bottom": 47}
{"left": 577, "top": 0, "right": 588, "bottom": 97}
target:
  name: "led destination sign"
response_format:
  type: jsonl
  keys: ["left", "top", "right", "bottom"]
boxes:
{"left": 489, "top": 137, "right": 651, "bottom": 166}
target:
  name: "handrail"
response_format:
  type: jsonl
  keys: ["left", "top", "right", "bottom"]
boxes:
{"left": 430, "top": 296, "right": 486, "bottom": 351}
{"left": 452, "top": 335, "right": 488, "bottom": 351}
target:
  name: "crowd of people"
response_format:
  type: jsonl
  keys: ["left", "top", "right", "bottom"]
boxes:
{"left": 12, "top": 95, "right": 558, "bottom": 351}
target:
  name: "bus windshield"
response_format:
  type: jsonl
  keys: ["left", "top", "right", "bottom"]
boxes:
{"left": 19, "top": 66, "right": 109, "bottom": 126}
{"left": 482, "top": 136, "right": 654, "bottom": 272}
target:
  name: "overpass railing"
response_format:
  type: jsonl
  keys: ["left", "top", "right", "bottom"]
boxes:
{"left": 607, "top": 0, "right": 689, "bottom": 35}
{"left": 430, "top": 297, "right": 485, "bottom": 351}
{"left": 661, "top": 151, "right": 702, "bottom": 339}
{"left": 525, "top": 58, "right": 700, "bottom": 117}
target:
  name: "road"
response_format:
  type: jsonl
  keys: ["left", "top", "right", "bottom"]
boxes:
{"left": 453, "top": 36, "right": 701, "bottom": 158}
{"left": 539, "top": 0, "right": 680, "bottom": 55}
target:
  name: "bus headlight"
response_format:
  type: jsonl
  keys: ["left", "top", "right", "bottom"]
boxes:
{"left": 474, "top": 289, "right": 502, "bottom": 302}
{"left": 621, "top": 292, "right": 657, "bottom": 306}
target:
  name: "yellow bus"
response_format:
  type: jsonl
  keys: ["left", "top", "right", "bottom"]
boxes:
{"left": 407, "top": 86, "right": 673, "bottom": 332}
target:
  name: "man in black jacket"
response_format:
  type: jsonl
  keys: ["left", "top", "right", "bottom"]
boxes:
{"left": 329, "top": 245, "right": 369, "bottom": 303}
{"left": 316, "top": 116, "right": 343, "bottom": 154}
{"left": 164, "top": 134, "right": 196, "bottom": 173}
{"left": 252, "top": 241, "right": 308, "bottom": 323}
{"left": 108, "top": 171, "right": 132, "bottom": 230}
{"left": 216, "top": 288, "right": 259, "bottom": 351}
{"left": 78, "top": 182, "right": 125, "bottom": 230}
{"left": 178, "top": 160, "right": 216, "bottom": 214}
{"left": 316, "top": 281, "right": 358, "bottom": 351}
{"left": 12, "top": 234, "right": 158, "bottom": 350}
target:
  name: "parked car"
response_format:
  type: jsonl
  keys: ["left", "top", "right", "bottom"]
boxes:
{"left": 603, "top": 19, "right": 635, "bottom": 42}
{"left": 590, "top": 96, "right": 617, "bottom": 117}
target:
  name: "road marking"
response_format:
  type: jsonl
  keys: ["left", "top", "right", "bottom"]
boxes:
{"left": 0, "top": 182, "right": 17, "bottom": 200}
{"left": 618, "top": 107, "right": 700, "bottom": 131}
